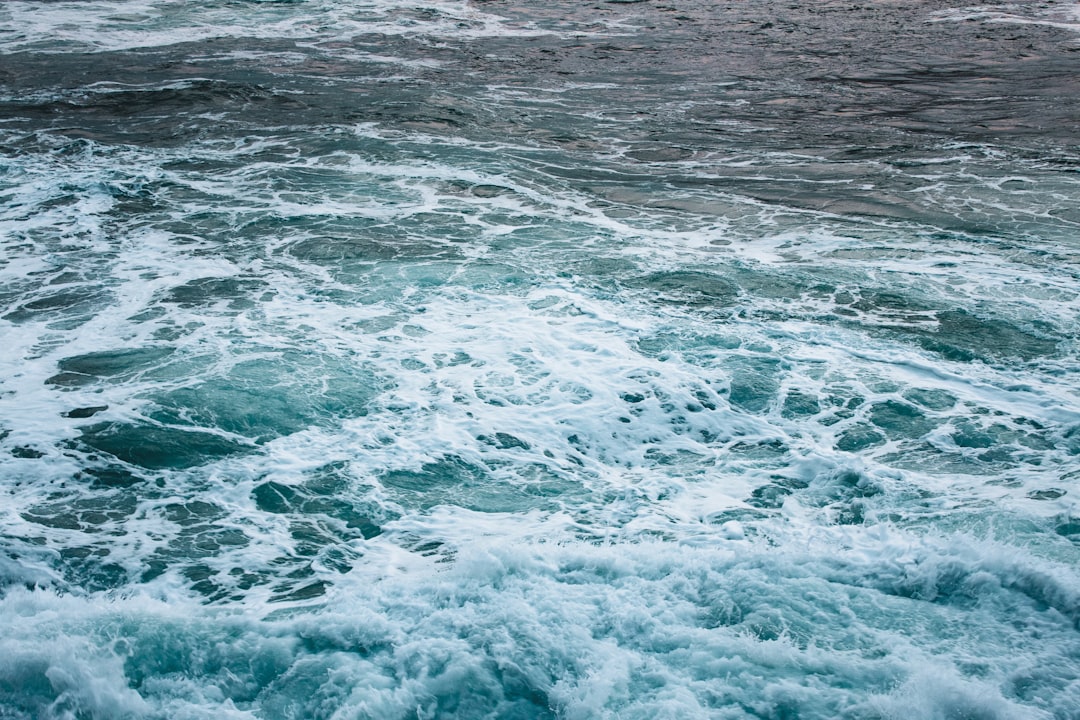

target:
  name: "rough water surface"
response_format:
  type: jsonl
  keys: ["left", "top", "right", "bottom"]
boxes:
{"left": 1, "top": 1, "right": 1079, "bottom": 718}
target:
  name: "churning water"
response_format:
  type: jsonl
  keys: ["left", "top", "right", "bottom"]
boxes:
{"left": 2, "top": 1, "right": 1079, "bottom": 718}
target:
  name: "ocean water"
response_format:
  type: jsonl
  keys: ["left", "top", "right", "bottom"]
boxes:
{"left": 2, "top": 1, "right": 1079, "bottom": 718}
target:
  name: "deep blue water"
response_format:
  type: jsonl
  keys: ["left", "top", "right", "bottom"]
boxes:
{"left": 2, "top": 1, "right": 1080, "bottom": 718}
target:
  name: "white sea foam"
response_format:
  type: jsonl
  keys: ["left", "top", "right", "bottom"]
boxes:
{"left": 0, "top": 0, "right": 558, "bottom": 54}
{"left": 2, "top": 523, "right": 1078, "bottom": 718}
{"left": 2, "top": 4, "right": 1080, "bottom": 706}
{"left": 932, "top": 3, "right": 1080, "bottom": 38}
{"left": 3, "top": 134, "right": 1077, "bottom": 594}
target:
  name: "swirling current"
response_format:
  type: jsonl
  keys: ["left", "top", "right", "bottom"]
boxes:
{"left": 1, "top": 1, "right": 1079, "bottom": 718}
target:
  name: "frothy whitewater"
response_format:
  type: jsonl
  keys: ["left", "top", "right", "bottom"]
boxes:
{"left": 2, "top": 1, "right": 1079, "bottom": 718}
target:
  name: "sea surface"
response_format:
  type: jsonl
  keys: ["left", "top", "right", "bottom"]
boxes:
{"left": 2, "top": 1, "right": 1080, "bottom": 718}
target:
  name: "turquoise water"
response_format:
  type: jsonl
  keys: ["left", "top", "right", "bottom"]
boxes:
{"left": 2, "top": 1, "right": 1079, "bottom": 718}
